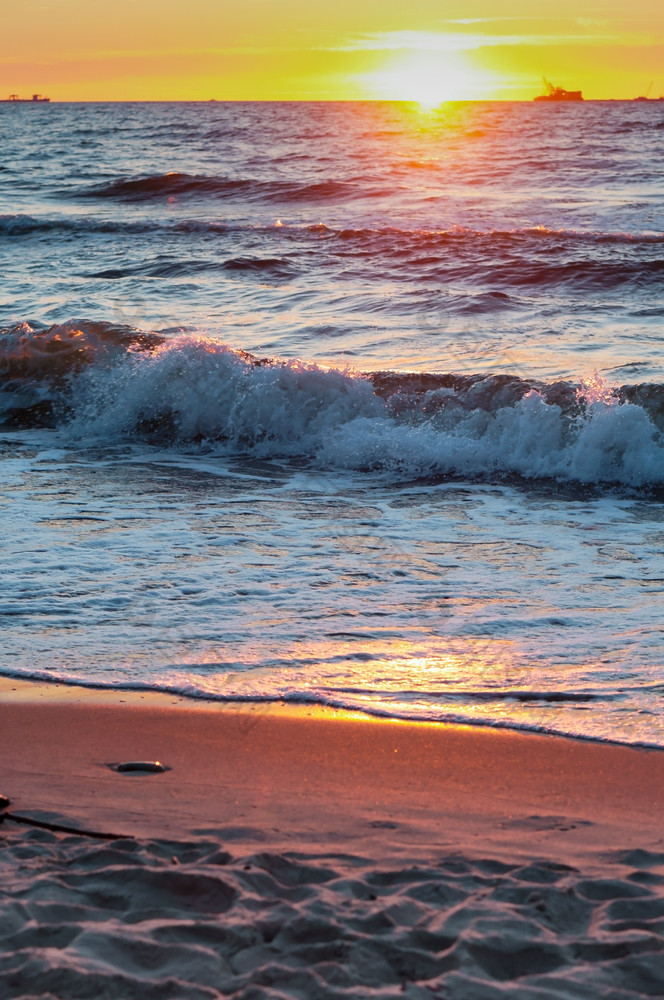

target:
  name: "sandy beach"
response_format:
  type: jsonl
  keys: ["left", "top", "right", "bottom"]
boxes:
{"left": 3, "top": 678, "right": 664, "bottom": 998}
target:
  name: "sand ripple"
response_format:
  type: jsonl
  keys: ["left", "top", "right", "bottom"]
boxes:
{"left": 2, "top": 828, "right": 664, "bottom": 998}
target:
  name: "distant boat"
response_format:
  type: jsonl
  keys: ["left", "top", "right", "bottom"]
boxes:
{"left": 633, "top": 83, "right": 653, "bottom": 101}
{"left": 1, "top": 93, "right": 51, "bottom": 103}
{"left": 534, "top": 79, "right": 583, "bottom": 102}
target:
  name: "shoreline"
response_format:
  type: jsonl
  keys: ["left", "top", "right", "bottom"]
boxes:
{"left": 4, "top": 674, "right": 664, "bottom": 751}
{"left": 4, "top": 678, "right": 664, "bottom": 996}
{"left": 3, "top": 675, "right": 664, "bottom": 862}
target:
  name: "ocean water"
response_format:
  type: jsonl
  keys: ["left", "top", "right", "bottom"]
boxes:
{"left": 1, "top": 99, "right": 663, "bottom": 746}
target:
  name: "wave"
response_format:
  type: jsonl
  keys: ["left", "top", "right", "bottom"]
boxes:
{"left": 4, "top": 213, "right": 660, "bottom": 298}
{"left": 323, "top": 226, "right": 664, "bottom": 290}
{"left": 2, "top": 321, "right": 663, "bottom": 488}
{"left": 4, "top": 213, "right": 662, "bottom": 253}
{"left": 0, "top": 214, "right": 178, "bottom": 238}
{"left": 82, "top": 255, "right": 296, "bottom": 280}
{"left": 78, "top": 172, "right": 357, "bottom": 203}
{"left": 328, "top": 224, "right": 664, "bottom": 249}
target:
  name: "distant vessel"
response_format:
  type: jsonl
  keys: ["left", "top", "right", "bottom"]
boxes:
{"left": 633, "top": 83, "right": 653, "bottom": 102}
{"left": 1, "top": 94, "right": 51, "bottom": 103}
{"left": 534, "top": 79, "right": 583, "bottom": 102}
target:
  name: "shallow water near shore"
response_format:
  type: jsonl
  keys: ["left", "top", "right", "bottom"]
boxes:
{"left": 1, "top": 100, "right": 663, "bottom": 745}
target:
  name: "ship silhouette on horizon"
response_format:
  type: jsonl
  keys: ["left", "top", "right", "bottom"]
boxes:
{"left": 534, "top": 78, "right": 583, "bottom": 102}
{"left": 1, "top": 93, "right": 51, "bottom": 103}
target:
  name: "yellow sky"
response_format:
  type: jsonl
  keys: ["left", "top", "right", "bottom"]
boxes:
{"left": 1, "top": 0, "right": 663, "bottom": 101}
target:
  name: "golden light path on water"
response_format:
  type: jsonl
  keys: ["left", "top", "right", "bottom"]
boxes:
{"left": 160, "top": 636, "right": 652, "bottom": 742}
{"left": 3, "top": 100, "right": 664, "bottom": 748}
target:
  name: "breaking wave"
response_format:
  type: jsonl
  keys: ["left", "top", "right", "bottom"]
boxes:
{"left": 2, "top": 321, "right": 663, "bottom": 489}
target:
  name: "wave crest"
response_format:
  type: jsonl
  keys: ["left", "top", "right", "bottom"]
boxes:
{"left": 2, "top": 321, "right": 663, "bottom": 488}
{"left": 80, "top": 172, "right": 354, "bottom": 203}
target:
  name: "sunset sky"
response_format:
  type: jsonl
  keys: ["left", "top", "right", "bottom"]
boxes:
{"left": 2, "top": 0, "right": 663, "bottom": 102}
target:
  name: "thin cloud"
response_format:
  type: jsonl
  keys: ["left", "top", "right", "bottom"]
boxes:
{"left": 330, "top": 31, "right": 618, "bottom": 53}
{"left": 442, "top": 18, "right": 535, "bottom": 25}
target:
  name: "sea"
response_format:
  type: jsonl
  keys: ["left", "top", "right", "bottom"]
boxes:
{"left": 1, "top": 99, "right": 663, "bottom": 747}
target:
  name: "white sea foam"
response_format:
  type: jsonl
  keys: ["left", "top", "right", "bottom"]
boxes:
{"left": 62, "top": 336, "right": 664, "bottom": 488}
{"left": 2, "top": 100, "right": 664, "bottom": 749}
{"left": 3, "top": 346, "right": 664, "bottom": 745}
{"left": 68, "top": 335, "right": 382, "bottom": 455}
{"left": 322, "top": 391, "right": 664, "bottom": 486}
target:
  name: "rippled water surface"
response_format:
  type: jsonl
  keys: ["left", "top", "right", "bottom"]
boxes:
{"left": 1, "top": 100, "right": 663, "bottom": 744}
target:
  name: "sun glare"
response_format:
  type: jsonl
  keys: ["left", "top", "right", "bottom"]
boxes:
{"left": 362, "top": 49, "right": 499, "bottom": 107}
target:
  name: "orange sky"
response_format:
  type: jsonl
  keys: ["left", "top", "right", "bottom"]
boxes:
{"left": 1, "top": 0, "right": 663, "bottom": 101}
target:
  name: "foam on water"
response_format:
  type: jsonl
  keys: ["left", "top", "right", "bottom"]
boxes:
{"left": 1, "top": 100, "right": 663, "bottom": 746}
{"left": 2, "top": 323, "right": 663, "bottom": 489}
{"left": 2, "top": 432, "right": 663, "bottom": 745}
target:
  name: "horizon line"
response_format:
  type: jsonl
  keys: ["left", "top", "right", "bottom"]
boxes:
{"left": 2, "top": 97, "right": 659, "bottom": 104}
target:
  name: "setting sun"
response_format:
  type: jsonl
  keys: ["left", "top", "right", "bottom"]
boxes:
{"left": 3, "top": 0, "right": 664, "bottom": 991}
{"left": 361, "top": 47, "right": 502, "bottom": 106}
{"left": 1, "top": 0, "right": 663, "bottom": 100}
